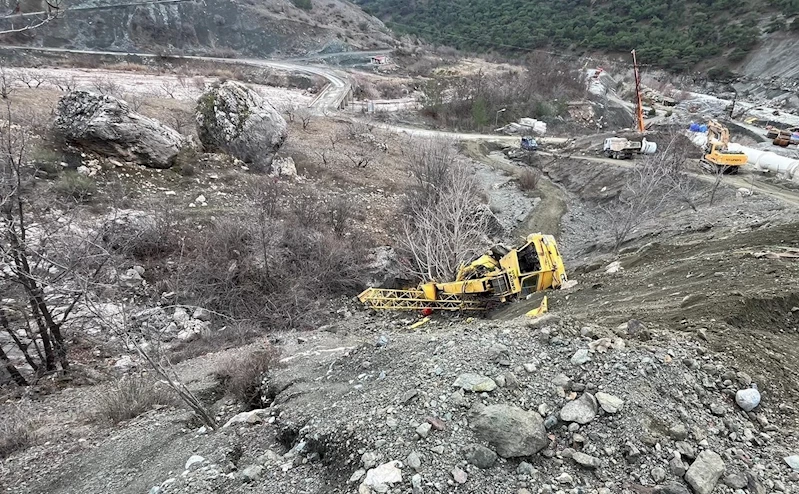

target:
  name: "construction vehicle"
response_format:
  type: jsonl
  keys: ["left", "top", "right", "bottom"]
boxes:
{"left": 358, "top": 233, "right": 567, "bottom": 312}
{"left": 521, "top": 136, "right": 539, "bottom": 151}
{"left": 701, "top": 119, "right": 748, "bottom": 173}
{"left": 603, "top": 137, "right": 657, "bottom": 159}
{"left": 771, "top": 128, "right": 799, "bottom": 147}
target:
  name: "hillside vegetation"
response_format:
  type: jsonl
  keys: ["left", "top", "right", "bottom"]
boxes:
{"left": 356, "top": 0, "right": 799, "bottom": 71}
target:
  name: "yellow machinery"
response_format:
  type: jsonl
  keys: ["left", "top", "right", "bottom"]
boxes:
{"left": 358, "top": 233, "right": 567, "bottom": 311}
{"left": 702, "top": 120, "right": 747, "bottom": 173}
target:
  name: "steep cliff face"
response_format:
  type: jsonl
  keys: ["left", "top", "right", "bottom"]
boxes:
{"left": 0, "top": 0, "right": 395, "bottom": 56}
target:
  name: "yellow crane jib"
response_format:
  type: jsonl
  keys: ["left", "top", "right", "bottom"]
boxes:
{"left": 358, "top": 233, "right": 568, "bottom": 312}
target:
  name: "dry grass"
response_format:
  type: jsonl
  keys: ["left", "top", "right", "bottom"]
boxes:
{"left": 216, "top": 346, "right": 279, "bottom": 409}
{"left": 0, "top": 407, "right": 35, "bottom": 460}
{"left": 517, "top": 169, "right": 541, "bottom": 191}
{"left": 95, "top": 375, "right": 177, "bottom": 424}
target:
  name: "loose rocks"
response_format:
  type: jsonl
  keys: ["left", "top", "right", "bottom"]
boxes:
{"left": 684, "top": 450, "right": 725, "bottom": 494}
{"left": 470, "top": 404, "right": 548, "bottom": 458}
{"left": 464, "top": 444, "right": 497, "bottom": 469}
{"left": 560, "top": 393, "right": 598, "bottom": 424}
{"left": 572, "top": 451, "right": 601, "bottom": 469}
{"left": 453, "top": 373, "right": 497, "bottom": 392}
{"left": 735, "top": 387, "right": 761, "bottom": 412}
{"left": 595, "top": 392, "right": 624, "bottom": 414}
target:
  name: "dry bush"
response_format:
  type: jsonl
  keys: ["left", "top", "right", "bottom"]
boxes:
{"left": 216, "top": 346, "right": 279, "bottom": 409}
{"left": 169, "top": 321, "right": 263, "bottom": 363}
{"left": 0, "top": 408, "right": 34, "bottom": 460}
{"left": 52, "top": 171, "right": 96, "bottom": 203}
{"left": 518, "top": 169, "right": 541, "bottom": 191}
{"left": 101, "top": 206, "right": 181, "bottom": 260}
{"left": 95, "top": 375, "right": 177, "bottom": 424}
{"left": 106, "top": 62, "right": 149, "bottom": 73}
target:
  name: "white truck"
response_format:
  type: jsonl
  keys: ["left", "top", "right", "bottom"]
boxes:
{"left": 603, "top": 137, "right": 657, "bottom": 159}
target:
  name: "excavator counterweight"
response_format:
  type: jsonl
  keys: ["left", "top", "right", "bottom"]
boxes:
{"left": 358, "top": 233, "right": 567, "bottom": 312}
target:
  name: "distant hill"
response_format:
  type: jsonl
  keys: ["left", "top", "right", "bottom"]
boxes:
{"left": 354, "top": 0, "right": 799, "bottom": 72}
{"left": 0, "top": 0, "right": 395, "bottom": 57}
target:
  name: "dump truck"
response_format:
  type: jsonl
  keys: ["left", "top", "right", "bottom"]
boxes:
{"left": 702, "top": 120, "right": 748, "bottom": 173}
{"left": 603, "top": 137, "right": 657, "bottom": 159}
{"left": 358, "top": 233, "right": 567, "bottom": 312}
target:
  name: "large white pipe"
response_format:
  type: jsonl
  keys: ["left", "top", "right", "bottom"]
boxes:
{"left": 727, "top": 143, "right": 799, "bottom": 181}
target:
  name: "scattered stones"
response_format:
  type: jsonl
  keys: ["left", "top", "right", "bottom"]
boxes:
{"left": 670, "top": 456, "right": 688, "bottom": 476}
{"left": 416, "top": 422, "right": 432, "bottom": 439}
{"left": 651, "top": 466, "right": 667, "bottom": 483}
{"left": 559, "top": 393, "right": 597, "bottom": 424}
{"left": 363, "top": 461, "right": 402, "bottom": 488}
{"left": 223, "top": 409, "right": 266, "bottom": 428}
{"left": 595, "top": 392, "right": 624, "bottom": 414}
{"left": 185, "top": 455, "right": 204, "bottom": 470}
{"left": 465, "top": 444, "right": 497, "bottom": 469}
{"left": 399, "top": 389, "right": 419, "bottom": 404}
{"left": 723, "top": 473, "right": 748, "bottom": 489}
{"left": 426, "top": 416, "right": 445, "bottom": 430}
{"left": 785, "top": 455, "right": 799, "bottom": 472}
{"left": 517, "top": 462, "right": 536, "bottom": 476}
{"left": 571, "top": 451, "right": 601, "bottom": 469}
{"left": 653, "top": 483, "right": 691, "bottom": 494}
{"left": 453, "top": 373, "right": 497, "bottom": 392}
{"left": 470, "top": 404, "right": 548, "bottom": 458}
{"left": 735, "top": 387, "right": 761, "bottom": 412}
{"left": 240, "top": 465, "right": 263, "bottom": 482}
{"left": 684, "top": 450, "right": 725, "bottom": 494}
{"left": 570, "top": 349, "right": 591, "bottom": 365}
{"left": 451, "top": 467, "right": 467, "bottom": 484}
{"left": 668, "top": 423, "right": 689, "bottom": 441}
{"left": 406, "top": 451, "right": 421, "bottom": 471}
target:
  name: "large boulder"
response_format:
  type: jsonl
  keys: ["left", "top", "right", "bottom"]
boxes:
{"left": 470, "top": 404, "right": 548, "bottom": 458}
{"left": 54, "top": 91, "right": 185, "bottom": 168}
{"left": 195, "top": 81, "right": 287, "bottom": 168}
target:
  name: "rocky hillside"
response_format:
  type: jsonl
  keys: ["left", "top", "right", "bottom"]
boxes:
{"left": 0, "top": 0, "right": 395, "bottom": 56}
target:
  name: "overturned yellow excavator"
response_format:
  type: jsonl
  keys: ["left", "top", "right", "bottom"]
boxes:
{"left": 358, "top": 233, "right": 567, "bottom": 311}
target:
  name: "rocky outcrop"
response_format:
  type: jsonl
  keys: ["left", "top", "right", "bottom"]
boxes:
{"left": 195, "top": 81, "right": 287, "bottom": 168}
{"left": 54, "top": 91, "right": 185, "bottom": 168}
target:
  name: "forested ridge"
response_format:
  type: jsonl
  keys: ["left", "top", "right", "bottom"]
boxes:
{"left": 355, "top": 0, "right": 799, "bottom": 70}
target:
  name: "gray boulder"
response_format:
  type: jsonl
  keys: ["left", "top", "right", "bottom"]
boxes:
{"left": 196, "top": 81, "right": 287, "bottom": 168}
{"left": 470, "top": 404, "right": 548, "bottom": 458}
{"left": 685, "top": 450, "right": 725, "bottom": 494}
{"left": 54, "top": 91, "right": 185, "bottom": 168}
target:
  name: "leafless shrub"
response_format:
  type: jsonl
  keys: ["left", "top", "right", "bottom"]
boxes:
{"left": 169, "top": 321, "right": 262, "bottom": 363}
{"left": 342, "top": 147, "right": 377, "bottom": 169}
{"left": 91, "top": 77, "right": 122, "bottom": 96}
{"left": 53, "top": 75, "right": 79, "bottom": 92}
{"left": 404, "top": 139, "right": 456, "bottom": 209}
{"left": 328, "top": 196, "right": 354, "bottom": 235}
{"left": 518, "top": 168, "right": 541, "bottom": 191}
{"left": 0, "top": 407, "right": 34, "bottom": 459}
{"left": 95, "top": 375, "right": 177, "bottom": 424}
{"left": 168, "top": 111, "right": 196, "bottom": 135}
{"left": 600, "top": 155, "right": 674, "bottom": 252}
{"left": 347, "top": 121, "right": 372, "bottom": 138}
{"left": 216, "top": 346, "right": 279, "bottom": 409}
{"left": 52, "top": 171, "right": 97, "bottom": 203}
{"left": 296, "top": 107, "right": 313, "bottom": 130}
{"left": 123, "top": 93, "right": 145, "bottom": 112}
{"left": 160, "top": 81, "right": 178, "bottom": 99}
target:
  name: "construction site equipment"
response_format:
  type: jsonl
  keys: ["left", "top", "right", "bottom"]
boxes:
{"left": 521, "top": 136, "right": 539, "bottom": 151}
{"left": 603, "top": 137, "right": 657, "bottom": 159}
{"left": 358, "top": 233, "right": 567, "bottom": 312}
{"left": 631, "top": 49, "right": 646, "bottom": 134}
{"left": 701, "top": 120, "right": 748, "bottom": 173}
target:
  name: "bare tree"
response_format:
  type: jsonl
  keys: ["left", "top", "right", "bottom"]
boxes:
{"left": 15, "top": 70, "right": 46, "bottom": 89}
{"left": 53, "top": 75, "right": 79, "bottom": 93}
{"left": 282, "top": 102, "right": 296, "bottom": 123}
{"left": 160, "top": 81, "right": 178, "bottom": 99}
{"left": 1, "top": 100, "right": 110, "bottom": 383}
{"left": 0, "top": 0, "right": 64, "bottom": 36}
{"left": 342, "top": 146, "right": 377, "bottom": 169}
{"left": 91, "top": 77, "right": 121, "bottom": 96}
{"left": 169, "top": 111, "right": 196, "bottom": 135}
{"left": 400, "top": 159, "right": 491, "bottom": 281}
{"left": 0, "top": 66, "right": 15, "bottom": 100}
{"left": 600, "top": 155, "right": 674, "bottom": 252}
{"left": 296, "top": 107, "right": 313, "bottom": 130}
{"left": 708, "top": 163, "right": 729, "bottom": 206}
